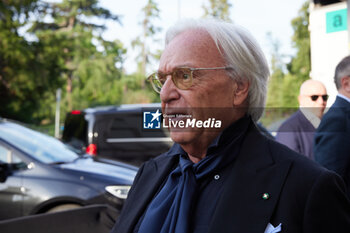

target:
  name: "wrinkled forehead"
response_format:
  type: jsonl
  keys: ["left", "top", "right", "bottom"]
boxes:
{"left": 159, "top": 29, "right": 226, "bottom": 72}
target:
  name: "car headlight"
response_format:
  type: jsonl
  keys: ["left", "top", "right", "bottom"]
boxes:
{"left": 105, "top": 185, "right": 131, "bottom": 200}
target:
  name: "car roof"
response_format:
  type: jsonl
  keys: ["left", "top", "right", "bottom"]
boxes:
{"left": 83, "top": 103, "right": 161, "bottom": 114}
{"left": 0, "top": 118, "right": 34, "bottom": 132}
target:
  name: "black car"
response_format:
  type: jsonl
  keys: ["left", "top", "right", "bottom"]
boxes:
{"left": 62, "top": 103, "right": 173, "bottom": 166}
{"left": 0, "top": 118, "right": 137, "bottom": 221}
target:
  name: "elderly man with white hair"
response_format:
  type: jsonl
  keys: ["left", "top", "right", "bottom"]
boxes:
{"left": 111, "top": 19, "right": 350, "bottom": 233}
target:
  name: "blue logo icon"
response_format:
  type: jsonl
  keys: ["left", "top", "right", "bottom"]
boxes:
{"left": 143, "top": 109, "right": 162, "bottom": 129}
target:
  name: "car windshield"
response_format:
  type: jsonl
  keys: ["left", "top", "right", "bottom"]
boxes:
{"left": 0, "top": 121, "right": 79, "bottom": 164}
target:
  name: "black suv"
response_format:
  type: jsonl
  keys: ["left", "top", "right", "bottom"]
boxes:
{"left": 62, "top": 103, "right": 173, "bottom": 166}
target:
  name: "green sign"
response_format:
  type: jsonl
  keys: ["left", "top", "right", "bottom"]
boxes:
{"left": 326, "top": 9, "right": 347, "bottom": 33}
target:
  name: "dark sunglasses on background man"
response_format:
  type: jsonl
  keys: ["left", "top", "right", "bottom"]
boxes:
{"left": 310, "top": 95, "right": 328, "bottom": 101}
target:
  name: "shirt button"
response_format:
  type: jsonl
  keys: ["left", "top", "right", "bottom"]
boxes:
{"left": 214, "top": 174, "right": 220, "bottom": 180}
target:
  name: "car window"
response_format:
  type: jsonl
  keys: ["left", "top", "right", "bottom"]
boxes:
{"left": 62, "top": 113, "right": 87, "bottom": 145}
{"left": 0, "top": 122, "right": 79, "bottom": 164}
{"left": 0, "top": 143, "right": 25, "bottom": 170}
{"left": 0, "top": 145, "right": 10, "bottom": 163}
{"left": 102, "top": 112, "right": 169, "bottom": 139}
{"left": 108, "top": 114, "right": 141, "bottom": 138}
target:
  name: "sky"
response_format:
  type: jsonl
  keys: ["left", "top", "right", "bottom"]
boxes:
{"left": 99, "top": 0, "right": 308, "bottom": 74}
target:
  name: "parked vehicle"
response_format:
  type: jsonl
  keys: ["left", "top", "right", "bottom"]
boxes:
{"left": 0, "top": 118, "right": 137, "bottom": 221}
{"left": 62, "top": 103, "right": 173, "bottom": 166}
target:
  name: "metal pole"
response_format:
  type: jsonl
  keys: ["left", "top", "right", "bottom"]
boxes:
{"left": 55, "top": 88, "right": 61, "bottom": 138}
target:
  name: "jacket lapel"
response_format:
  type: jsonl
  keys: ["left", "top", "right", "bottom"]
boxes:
{"left": 117, "top": 154, "right": 178, "bottom": 233}
{"left": 209, "top": 123, "right": 292, "bottom": 233}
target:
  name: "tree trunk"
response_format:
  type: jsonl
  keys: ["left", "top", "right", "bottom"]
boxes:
{"left": 66, "top": 75, "right": 72, "bottom": 111}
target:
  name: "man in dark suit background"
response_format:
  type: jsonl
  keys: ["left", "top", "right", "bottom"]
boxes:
{"left": 276, "top": 79, "right": 328, "bottom": 159}
{"left": 111, "top": 19, "right": 350, "bottom": 233}
{"left": 314, "top": 55, "right": 350, "bottom": 198}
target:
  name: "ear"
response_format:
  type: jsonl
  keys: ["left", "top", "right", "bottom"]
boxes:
{"left": 341, "top": 76, "right": 350, "bottom": 93}
{"left": 297, "top": 95, "right": 302, "bottom": 104}
{"left": 233, "top": 81, "right": 250, "bottom": 106}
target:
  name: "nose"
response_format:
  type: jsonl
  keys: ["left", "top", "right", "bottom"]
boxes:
{"left": 160, "top": 75, "right": 180, "bottom": 104}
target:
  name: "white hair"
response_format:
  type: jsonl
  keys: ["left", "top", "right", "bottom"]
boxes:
{"left": 165, "top": 18, "right": 270, "bottom": 121}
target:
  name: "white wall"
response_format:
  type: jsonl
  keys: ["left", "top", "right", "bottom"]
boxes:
{"left": 309, "top": 2, "right": 348, "bottom": 106}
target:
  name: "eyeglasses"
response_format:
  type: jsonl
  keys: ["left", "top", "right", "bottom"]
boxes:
{"left": 147, "top": 67, "right": 232, "bottom": 93}
{"left": 310, "top": 95, "right": 328, "bottom": 101}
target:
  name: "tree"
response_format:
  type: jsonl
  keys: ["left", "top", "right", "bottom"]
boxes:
{"left": 202, "top": 0, "right": 232, "bottom": 21}
{"left": 263, "top": 1, "right": 310, "bottom": 125}
{"left": 282, "top": 1, "right": 310, "bottom": 108}
{"left": 265, "top": 32, "right": 285, "bottom": 108}
{"left": 30, "top": 0, "right": 126, "bottom": 116}
{"left": 125, "top": 0, "right": 162, "bottom": 104}
{"left": 288, "top": 1, "right": 310, "bottom": 82}
{"left": 266, "top": 1, "right": 310, "bottom": 108}
{"left": 0, "top": 0, "right": 44, "bottom": 122}
{"left": 131, "top": 0, "right": 162, "bottom": 84}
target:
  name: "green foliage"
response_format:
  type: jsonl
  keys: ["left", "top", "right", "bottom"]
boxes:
{"left": 266, "top": 68, "right": 284, "bottom": 107}
{"left": 141, "top": 0, "right": 161, "bottom": 37}
{"left": 288, "top": 1, "right": 310, "bottom": 81}
{"left": 29, "top": 0, "right": 126, "bottom": 119}
{"left": 266, "top": 1, "right": 310, "bottom": 107}
{"left": 281, "top": 74, "right": 302, "bottom": 107}
{"left": 265, "top": 33, "right": 285, "bottom": 108}
{"left": 282, "top": 1, "right": 310, "bottom": 107}
{"left": 263, "top": 1, "right": 310, "bottom": 126}
{"left": 4, "top": 0, "right": 312, "bottom": 130}
{"left": 119, "top": 73, "right": 160, "bottom": 104}
{"left": 202, "top": 0, "right": 232, "bottom": 21}
{"left": 132, "top": 0, "right": 162, "bottom": 79}
{"left": 1, "top": 0, "right": 160, "bottom": 127}
{"left": 0, "top": 0, "right": 44, "bottom": 123}
{"left": 122, "top": 89, "right": 158, "bottom": 104}
{"left": 0, "top": 0, "right": 130, "bottom": 125}
{"left": 71, "top": 52, "right": 124, "bottom": 108}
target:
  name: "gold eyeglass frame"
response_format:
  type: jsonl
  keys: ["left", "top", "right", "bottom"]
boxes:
{"left": 147, "top": 66, "right": 233, "bottom": 93}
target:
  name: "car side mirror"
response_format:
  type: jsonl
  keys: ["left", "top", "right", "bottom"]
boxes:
{"left": 0, "top": 163, "right": 12, "bottom": 182}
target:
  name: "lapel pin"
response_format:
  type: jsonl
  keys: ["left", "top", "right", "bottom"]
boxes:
{"left": 262, "top": 193, "right": 270, "bottom": 200}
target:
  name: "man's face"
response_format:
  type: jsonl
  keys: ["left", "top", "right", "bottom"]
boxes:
{"left": 298, "top": 81, "right": 327, "bottom": 118}
{"left": 158, "top": 29, "right": 240, "bottom": 149}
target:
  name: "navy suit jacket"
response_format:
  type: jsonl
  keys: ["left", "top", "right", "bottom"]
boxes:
{"left": 276, "top": 110, "right": 316, "bottom": 160}
{"left": 314, "top": 96, "right": 350, "bottom": 197}
{"left": 112, "top": 121, "right": 350, "bottom": 233}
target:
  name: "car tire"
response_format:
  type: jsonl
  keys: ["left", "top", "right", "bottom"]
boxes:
{"left": 46, "top": 203, "right": 82, "bottom": 213}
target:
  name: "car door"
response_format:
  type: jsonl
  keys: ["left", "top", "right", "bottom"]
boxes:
{"left": 0, "top": 142, "right": 24, "bottom": 220}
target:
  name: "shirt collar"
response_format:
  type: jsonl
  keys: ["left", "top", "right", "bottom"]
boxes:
{"left": 299, "top": 108, "right": 320, "bottom": 128}
{"left": 337, "top": 93, "right": 350, "bottom": 103}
